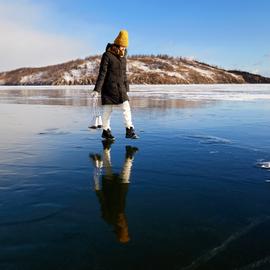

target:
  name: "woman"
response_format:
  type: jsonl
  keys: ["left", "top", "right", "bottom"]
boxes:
{"left": 91, "top": 30, "right": 139, "bottom": 140}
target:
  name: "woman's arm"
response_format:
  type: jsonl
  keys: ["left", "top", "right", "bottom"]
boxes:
{"left": 124, "top": 60, "right": 130, "bottom": 92}
{"left": 93, "top": 53, "right": 110, "bottom": 93}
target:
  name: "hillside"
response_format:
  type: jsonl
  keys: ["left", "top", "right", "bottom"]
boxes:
{"left": 228, "top": 70, "right": 270, "bottom": 83}
{"left": 0, "top": 54, "right": 269, "bottom": 85}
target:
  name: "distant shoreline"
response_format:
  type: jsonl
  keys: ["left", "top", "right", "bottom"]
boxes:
{"left": 1, "top": 83, "right": 270, "bottom": 89}
{"left": 1, "top": 55, "right": 270, "bottom": 85}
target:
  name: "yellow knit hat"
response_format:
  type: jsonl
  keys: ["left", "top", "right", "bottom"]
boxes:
{"left": 114, "top": 30, "right": 129, "bottom": 47}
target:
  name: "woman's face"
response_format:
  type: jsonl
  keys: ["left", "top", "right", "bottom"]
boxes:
{"left": 119, "top": 46, "right": 126, "bottom": 53}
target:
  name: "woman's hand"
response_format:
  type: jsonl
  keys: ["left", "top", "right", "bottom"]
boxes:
{"left": 90, "top": 91, "right": 99, "bottom": 98}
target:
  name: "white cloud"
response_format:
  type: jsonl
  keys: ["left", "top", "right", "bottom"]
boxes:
{"left": 251, "top": 69, "right": 260, "bottom": 75}
{"left": 251, "top": 55, "right": 270, "bottom": 77}
{"left": 0, "top": 1, "right": 91, "bottom": 72}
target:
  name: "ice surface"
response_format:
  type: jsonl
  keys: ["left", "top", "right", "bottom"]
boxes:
{"left": 128, "top": 84, "right": 270, "bottom": 101}
{"left": 1, "top": 84, "right": 270, "bottom": 101}
{"left": 187, "top": 134, "right": 232, "bottom": 144}
{"left": 1, "top": 87, "right": 270, "bottom": 270}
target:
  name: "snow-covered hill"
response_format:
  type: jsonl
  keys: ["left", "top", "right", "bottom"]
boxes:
{"left": 0, "top": 55, "right": 269, "bottom": 85}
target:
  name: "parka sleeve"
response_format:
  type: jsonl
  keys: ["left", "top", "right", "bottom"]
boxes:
{"left": 93, "top": 53, "right": 110, "bottom": 93}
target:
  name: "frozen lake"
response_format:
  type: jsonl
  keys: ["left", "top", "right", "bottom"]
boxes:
{"left": 1, "top": 85, "right": 270, "bottom": 270}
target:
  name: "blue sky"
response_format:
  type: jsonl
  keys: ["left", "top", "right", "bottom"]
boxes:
{"left": 0, "top": 0, "right": 269, "bottom": 76}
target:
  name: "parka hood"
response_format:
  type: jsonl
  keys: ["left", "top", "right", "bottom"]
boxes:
{"left": 105, "top": 43, "right": 113, "bottom": 52}
{"left": 105, "top": 43, "right": 127, "bottom": 57}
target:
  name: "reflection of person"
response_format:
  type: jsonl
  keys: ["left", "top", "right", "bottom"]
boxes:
{"left": 90, "top": 142, "right": 138, "bottom": 244}
{"left": 90, "top": 30, "right": 139, "bottom": 140}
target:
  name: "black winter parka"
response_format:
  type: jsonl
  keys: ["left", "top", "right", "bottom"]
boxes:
{"left": 93, "top": 43, "right": 130, "bottom": 105}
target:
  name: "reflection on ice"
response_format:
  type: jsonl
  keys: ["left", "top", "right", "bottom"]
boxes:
{"left": 256, "top": 161, "right": 270, "bottom": 170}
{"left": 1, "top": 85, "right": 270, "bottom": 106}
{"left": 1, "top": 86, "right": 270, "bottom": 269}
{"left": 130, "top": 84, "right": 270, "bottom": 101}
{"left": 89, "top": 141, "right": 139, "bottom": 244}
{"left": 0, "top": 87, "right": 207, "bottom": 108}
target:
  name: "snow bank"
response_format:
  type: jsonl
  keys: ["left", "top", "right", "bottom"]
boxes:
{"left": 185, "top": 65, "right": 215, "bottom": 78}
{"left": 20, "top": 72, "right": 45, "bottom": 84}
{"left": 62, "top": 60, "right": 98, "bottom": 83}
{"left": 128, "top": 61, "right": 188, "bottom": 80}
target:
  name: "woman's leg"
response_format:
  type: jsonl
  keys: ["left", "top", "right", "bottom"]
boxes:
{"left": 121, "top": 101, "right": 133, "bottom": 128}
{"left": 102, "top": 105, "right": 113, "bottom": 130}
